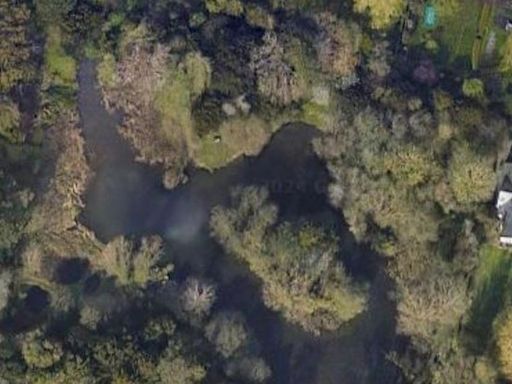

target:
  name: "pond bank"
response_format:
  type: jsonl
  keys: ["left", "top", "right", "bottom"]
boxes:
{"left": 78, "top": 59, "right": 403, "bottom": 384}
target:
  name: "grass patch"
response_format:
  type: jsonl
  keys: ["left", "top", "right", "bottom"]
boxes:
{"left": 154, "top": 53, "right": 211, "bottom": 146}
{"left": 154, "top": 70, "right": 194, "bottom": 144}
{"left": 410, "top": 0, "right": 494, "bottom": 70}
{"left": 301, "top": 100, "right": 330, "bottom": 129}
{"left": 194, "top": 116, "right": 271, "bottom": 170}
{"left": 438, "top": 0, "right": 482, "bottom": 64}
{"left": 97, "top": 54, "right": 118, "bottom": 90}
{"left": 44, "top": 26, "right": 77, "bottom": 88}
{"left": 0, "top": 101, "right": 22, "bottom": 143}
{"left": 465, "top": 245, "right": 512, "bottom": 354}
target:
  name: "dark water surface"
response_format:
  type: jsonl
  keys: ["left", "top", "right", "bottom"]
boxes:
{"left": 78, "top": 60, "right": 403, "bottom": 384}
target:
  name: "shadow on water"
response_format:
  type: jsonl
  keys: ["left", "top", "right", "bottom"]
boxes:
{"left": 78, "top": 60, "right": 403, "bottom": 384}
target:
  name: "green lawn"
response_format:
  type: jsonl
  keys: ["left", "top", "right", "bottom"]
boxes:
{"left": 410, "top": 0, "right": 500, "bottom": 71}
{"left": 465, "top": 245, "right": 512, "bottom": 354}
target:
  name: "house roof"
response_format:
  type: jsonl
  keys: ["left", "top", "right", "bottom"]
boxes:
{"left": 503, "top": 212, "right": 512, "bottom": 238}
{"left": 502, "top": 175, "right": 512, "bottom": 193}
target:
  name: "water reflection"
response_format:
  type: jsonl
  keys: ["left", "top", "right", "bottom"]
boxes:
{"left": 78, "top": 60, "right": 403, "bottom": 384}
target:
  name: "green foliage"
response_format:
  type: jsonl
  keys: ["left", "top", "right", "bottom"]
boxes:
{"left": 500, "top": 34, "right": 512, "bottom": 74}
{"left": 382, "top": 146, "right": 441, "bottom": 187}
{"left": 97, "top": 53, "right": 118, "bottom": 90}
{"left": 211, "top": 186, "right": 367, "bottom": 333}
{"left": 353, "top": 0, "right": 406, "bottom": 29}
{"left": 0, "top": 0, "right": 34, "bottom": 91}
{"left": 22, "top": 331, "right": 63, "bottom": 369}
{"left": 315, "top": 13, "right": 361, "bottom": 78}
{"left": 496, "top": 308, "right": 512, "bottom": 380}
{"left": 205, "top": 311, "right": 249, "bottom": 358}
{"left": 157, "top": 347, "right": 206, "bottom": 384}
{"left": 155, "top": 52, "right": 211, "bottom": 143}
{"left": 35, "top": 0, "right": 75, "bottom": 26}
{"left": 466, "top": 246, "right": 512, "bottom": 354}
{"left": 250, "top": 32, "right": 306, "bottom": 106}
{"left": 245, "top": 4, "right": 275, "bottom": 30}
{"left": 44, "top": 26, "right": 77, "bottom": 88}
{"left": 0, "top": 271, "right": 12, "bottom": 313}
{"left": 25, "top": 357, "right": 94, "bottom": 384}
{"left": 195, "top": 115, "right": 270, "bottom": 170}
{"left": 0, "top": 101, "right": 22, "bottom": 143}
{"left": 462, "top": 78, "right": 485, "bottom": 99}
{"left": 96, "top": 236, "right": 170, "bottom": 286}
{"left": 300, "top": 100, "right": 330, "bottom": 128}
{"left": 226, "top": 356, "right": 272, "bottom": 382}
{"left": 448, "top": 143, "right": 495, "bottom": 205}
{"left": 204, "top": 0, "right": 244, "bottom": 16}
{"left": 270, "top": 0, "right": 326, "bottom": 11}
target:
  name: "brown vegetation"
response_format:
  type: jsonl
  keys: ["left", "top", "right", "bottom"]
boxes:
{"left": 0, "top": 0, "right": 34, "bottom": 91}
{"left": 250, "top": 32, "right": 305, "bottom": 106}
{"left": 315, "top": 13, "right": 361, "bottom": 78}
{"left": 99, "top": 42, "right": 189, "bottom": 188}
{"left": 28, "top": 111, "right": 91, "bottom": 235}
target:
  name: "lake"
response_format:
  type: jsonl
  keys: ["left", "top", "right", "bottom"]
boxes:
{"left": 78, "top": 60, "right": 403, "bottom": 384}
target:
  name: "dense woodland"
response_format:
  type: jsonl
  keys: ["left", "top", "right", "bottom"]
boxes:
{"left": 3, "top": 0, "right": 512, "bottom": 383}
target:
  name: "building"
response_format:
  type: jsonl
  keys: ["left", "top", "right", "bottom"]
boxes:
{"left": 497, "top": 175, "right": 512, "bottom": 245}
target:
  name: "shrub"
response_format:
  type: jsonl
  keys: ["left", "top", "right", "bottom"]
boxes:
{"left": 204, "top": 0, "right": 244, "bottom": 16}
{"left": 205, "top": 311, "right": 249, "bottom": 358}
{"left": 315, "top": 13, "right": 361, "bottom": 78}
{"left": 97, "top": 53, "right": 118, "bottom": 90}
{"left": 245, "top": 4, "right": 275, "bottom": 29}
{"left": 0, "top": 101, "right": 22, "bottom": 143}
{"left": 157, "top": 348, "right": 205, "bottom": 384}
{"left": 96, "top": 236, "right": 170, "bottom": 286}
{"left": 353, "top": 0, "right": 406, "bottom": 29}
{"left": 250, "top": 32, "right": 305, "bottom": 106}
{"left": 44, "top": 26, "right": 77, "bottom": 88}
{"left": 462, "top": 78, "right": 485, "bottom": 99}
{"left": 22, "top": 331, "right": 63, "bottom": 369}
{"left": 0, "top": 0, "right": 34, "bottom": 91}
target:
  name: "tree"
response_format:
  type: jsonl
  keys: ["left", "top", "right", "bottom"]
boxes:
{"left": 315, "top": 13, "right": 361, "bottom": 78}
{"left": 382, "top": 146, "right": 441, "bottom": 187}
{"left": 0, "top": 271, "right": 12, "bottom": 313}
{"left": 204, "top": 0, "right": 244, "bottom": 16}
{"left": 226, "top": 356, "right": 272, "bottom": 382}
{"left": 0, "top": 0, "right": 34, "bottom": 91}
{"left": 24, "top": 357, "right": 95, "bottom": 384}
{"left": 245, "top": 4, "right": 275, "bottom": 30}
{"left": 157, "top": 348, "right": 206, "bottom": 384}
{"left": 396, "top": 270, "right": 470, "bottom": 345}
{"left": 0, "top": 100, "right": 22, "bottom": 143}
{"left": 211, "top": 187, "right": 367, "bottom": 334}
{"left": 22, "top": 331, "right": 63, "bottom": 369}
{"left": 96, "top": 236, "right": 170, "bottom": 286}
{"left": 353, "top": 0, "right": 406, "bottom": 29}
{"left": 448, "top": 143, "right": 495, "bottom": 205}
{"left": 205, "top": 311, "right": 249, "bottom": 358}
{"left": 250, "top": 32, "right": 305, "bottom": 106}
{"left": 180, "top": 277, "right": 216, "bottom": 320}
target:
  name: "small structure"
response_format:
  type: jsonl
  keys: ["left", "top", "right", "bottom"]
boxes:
{"left": 506, "top": 19, "right": 512, "bottom": 32}
{"left": 423, "top": 4, "right": 438, "bottom": 29}
{"left": 496, "top": 175, "right": 512, "bottom": 245}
